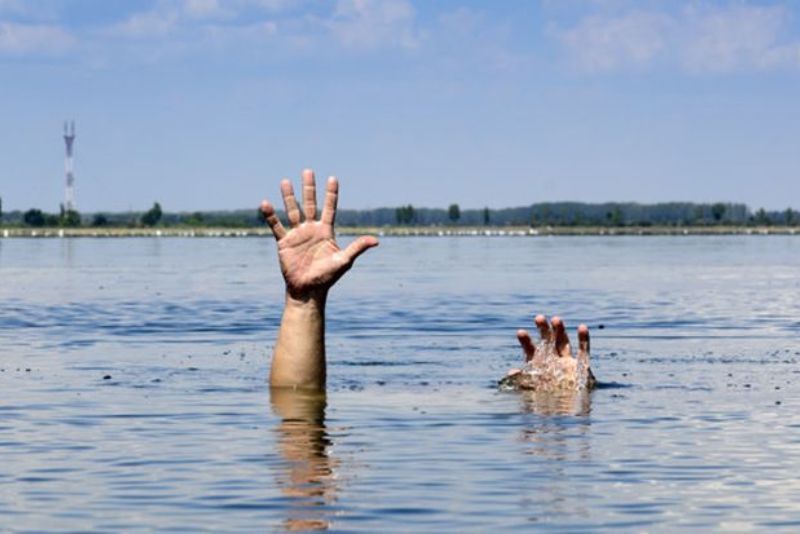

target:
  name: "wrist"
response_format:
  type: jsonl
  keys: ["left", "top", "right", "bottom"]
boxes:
{"left": 285, "top": 288, "right": 328, "bottom": 310}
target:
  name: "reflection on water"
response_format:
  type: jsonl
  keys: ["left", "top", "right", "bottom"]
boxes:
{"left": 516, "top": 390, "right": 594, "bottom": 523}
{"left": 518, "top": 388, "right": 592, "bottom": 417}
{"left": 60, "top": 236, "right": 75, "bottom": 265}
{"left": 270, "top": 389, "right": 338, "bottom": 531}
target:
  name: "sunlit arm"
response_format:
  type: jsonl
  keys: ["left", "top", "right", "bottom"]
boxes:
{"left": 261, "top": 169, "right": 378, "bottom": 389}
{"left": 271, "top": 293, "right": 327, "bottom": 389}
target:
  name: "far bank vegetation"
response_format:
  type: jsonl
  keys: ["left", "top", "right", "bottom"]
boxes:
{"left": 0, "top": 196, "right": 797, "bottom": 229}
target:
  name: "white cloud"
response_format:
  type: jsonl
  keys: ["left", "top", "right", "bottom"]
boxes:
{"left": 327, "top": 0, "right": 420, "bottom": 49}
{"left": 94, "top": 0, "right": 290, "bottom": 64}
{"left": 0, "top": 21, "right": 73, "bottom": 54}
{"left": 107, "top": 9, "right": 178, "bottom": 38}
{"left": 553, "top": 3, "right": 800, "bottom": 74}
{"left": 95, "top": 0, "right": 422, "bottom": 57}
{"left": 556, "top": 10, "right": 670, "bottom": 71}
{"left": 681, "top": 4, "right": 800, "bottom": 72}
{"left": 105, "top": 0, "right": 232, "bottom": 39}
{"left": 102, "top": 0, "right": 301, "bottom": 43}
{"left": 183, "top": 0, "right": 229, "bottom": 19}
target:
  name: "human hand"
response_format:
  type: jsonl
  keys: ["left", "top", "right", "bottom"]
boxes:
{"left": 260, "top": 169, "right": 378, "bottom": 301}
{"left": 503, "top": 315, "right": 596, "bottom": 391}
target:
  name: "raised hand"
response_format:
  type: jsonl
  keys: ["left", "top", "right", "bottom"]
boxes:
{"left": 262, "top": 170, "right": 378, "bottom": 390}
{"left": 260, "top": 169, "right": 378, "bottom": 300}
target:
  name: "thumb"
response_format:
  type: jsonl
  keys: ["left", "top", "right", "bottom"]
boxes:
{"left": 342, "top": 235, "right": 379, "bottom": 265}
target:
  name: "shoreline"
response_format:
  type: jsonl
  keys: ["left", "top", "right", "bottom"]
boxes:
{"left": 1, "top": 225, "right": 798, "bottom": 238}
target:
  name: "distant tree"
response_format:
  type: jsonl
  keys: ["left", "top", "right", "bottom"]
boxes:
{"left": 693, "top": 206, "right": 705, "bottom": 225}
{"left": 448, "top": 203, "right": 461, "bottom": 223}
{"left": 540, "top": 206, "right": 551, "bottom": 225}
{"left": 141, "top": 202, "right": 163, "bottom": 227}
{"left": 606, "top": 206, "right": 623, "bottom": 227}
{"left": 711, "top": 203, "right": 726, "bottom": 224}
{"left": 23, "top": 208, "right": 46, "bottom": 227}
{"left": 483, "top": 207, "right": 490, "bottom": 225}
{"left": 185, "top": 212, "right": 205, "bottom": 226}
{"left": 754, "top": 208, "right": 772, "bottom": 226}
{"left": 61, "top": 209, "right": 81, "bottom": 227}
{"left": 92, "top": 214, "right": 109, "bottom": 227}
{"left": 395, "top": 205, "right": 415, "bottom": 225}
{"left": 0, "top": 196, "right": 3, "bottom": 223}
{"left": 785, "top": 208, "right": 796, "bottom": 226}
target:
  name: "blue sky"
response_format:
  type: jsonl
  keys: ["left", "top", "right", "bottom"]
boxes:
{"left": 1, "top": 0, "right": 798, "bottom": 212}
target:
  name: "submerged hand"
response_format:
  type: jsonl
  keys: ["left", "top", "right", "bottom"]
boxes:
{"left": 506, "top": 315, "right": 596, "bottom": 390}
{"left": 260, "top": 169, "right": 378, "bottom": 300}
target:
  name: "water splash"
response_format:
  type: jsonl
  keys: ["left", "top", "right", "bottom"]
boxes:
{"left": 499, "top": 339, "right": 591, "bottom": 392}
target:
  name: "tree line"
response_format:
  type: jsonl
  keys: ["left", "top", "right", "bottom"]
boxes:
{"left": 0, "top": 197, "right": 797, "bottom": 228}
{"left": 0, "top": 201, "right": 166, "bottom": 228}
{"left": 337, "top": 202, "right": 795, "bottom": 227}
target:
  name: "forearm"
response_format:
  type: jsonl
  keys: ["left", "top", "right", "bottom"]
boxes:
{"left": 270, "top": 292, "right": 327, "bottom": 389}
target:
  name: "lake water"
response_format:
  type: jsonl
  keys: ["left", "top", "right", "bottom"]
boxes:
{"left": 1, "top": 235, "right": 799, "bottom": 531}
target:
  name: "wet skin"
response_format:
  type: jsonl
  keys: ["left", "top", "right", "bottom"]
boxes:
{"left": 504, "top": 315, "right": 596, "bottom": 391}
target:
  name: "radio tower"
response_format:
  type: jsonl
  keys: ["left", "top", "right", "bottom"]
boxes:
{"left": 63, "top": 120, "right": 76, "bottom": 211}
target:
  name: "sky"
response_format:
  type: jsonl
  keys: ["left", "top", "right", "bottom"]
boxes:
{"left": 0, "top": 0, "right": 798, "bottom": 212}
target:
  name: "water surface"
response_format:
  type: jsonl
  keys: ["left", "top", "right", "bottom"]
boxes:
{"left": 1, "top": 236, "right": 799, "bottom": 531}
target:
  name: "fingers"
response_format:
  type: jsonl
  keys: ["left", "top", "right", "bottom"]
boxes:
{"left": 534, "top": 314, "right": 552, "bottom": 343}
{"left": 577, "top": 324, "right": 592, "bottom": 384}
{"left": 551, "top": 316, "right": 572, "bottom": 358}
{"left": 516, "top": 329, "right": 536, "bottom": 362}
{"left": 342, "top": 235, "right": 379, "bottom": 266}
{"left": 320, "top": 177, "right": 339, "bottom": 227}
{"left": 280, "top": 179, "right": 302, "bottom": 227}
{"left": 578, "top": 324, "right": 590, "bottom": 355}
{"left": 259, "top": 200, "right": 287, "bottom": 240}
{"left": 302, "top": 169, "right": 317, "bottom": 221}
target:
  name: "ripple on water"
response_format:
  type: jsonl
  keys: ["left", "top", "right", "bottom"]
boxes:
{"left": 2, "top": 236, "right": 800, "bottom": 530}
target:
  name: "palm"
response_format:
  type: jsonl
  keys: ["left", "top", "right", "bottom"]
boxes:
{"left": 261, "top": 170, "right": 378, "bottom": 298}
{"left": 278, "top": 221, "right": 349, "bottom": 294}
